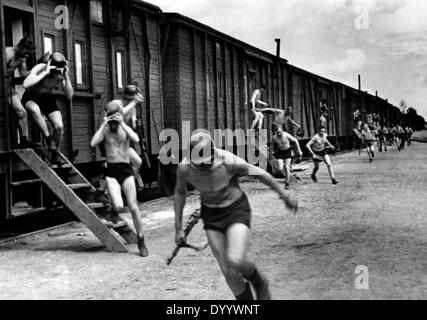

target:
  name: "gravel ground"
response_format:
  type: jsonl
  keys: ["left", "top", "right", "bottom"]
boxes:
{"left": 0, "top": 136, "right": 426, "bottom": 300}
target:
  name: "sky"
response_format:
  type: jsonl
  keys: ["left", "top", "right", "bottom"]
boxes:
{"left": 150, "top": 0, "right": 427, "bottom": 119}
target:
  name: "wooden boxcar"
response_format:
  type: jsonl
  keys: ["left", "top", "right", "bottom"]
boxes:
{"left": 160, "top": 12, "right": 402, "bottom": 152}
{"left": 0, "top": 0, "right": 164, "bottom": 219}
{"left": 160, "top": 13, "right": 289, "bottom": 144}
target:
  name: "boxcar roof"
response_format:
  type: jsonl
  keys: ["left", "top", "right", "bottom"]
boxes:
{"left": 162, "top": 13, "right": 396, "bottom": 109}
{"left": 134, "top": 0, "right": 162, "bottom": 14}
{"left": 162, "top": 12, "right": 288, "bottom": 65}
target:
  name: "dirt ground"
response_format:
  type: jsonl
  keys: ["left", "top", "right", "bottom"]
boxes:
{"left": 1, "top": 135, "right": 426, "bottom": 300}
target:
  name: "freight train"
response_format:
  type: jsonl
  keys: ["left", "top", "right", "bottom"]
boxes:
{"left": 0, "top": 0, "right": 413, "bottom": 220}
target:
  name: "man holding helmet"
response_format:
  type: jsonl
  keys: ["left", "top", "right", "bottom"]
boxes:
{"left": 22, "top": 52, "right": 73, "bottom": 165}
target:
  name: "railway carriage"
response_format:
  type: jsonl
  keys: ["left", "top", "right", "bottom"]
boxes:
{"left": 0, "top": 0, "right": 164, "bottom": 220}
{"left": 0, "top": 0, "right": 407, "bottom": 224}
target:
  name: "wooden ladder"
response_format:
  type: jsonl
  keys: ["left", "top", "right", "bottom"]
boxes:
{"left": 13, "top": 148, "right": 137, "bottom": 252}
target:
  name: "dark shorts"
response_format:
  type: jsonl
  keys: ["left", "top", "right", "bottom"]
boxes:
{"left": 275, "top": 148, "right": 292, "bottom": 160}
{"left": 105, "top": 162, "right": 134, "bottom": 185}
{"left": 365, "top": 140, "right": 375, "bottom": 147}
{"left": 313, "top": 149, "right": 327, "bottom": 158}
{"left": 22, "top": 89, "right": 59, "bottom": 115}
{"left": 201, "top": 192, "right": 251, "bottom": 233}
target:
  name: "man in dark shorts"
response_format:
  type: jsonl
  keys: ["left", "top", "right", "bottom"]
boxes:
{"left": 378, "top": 125, "right": 388, "bottom": 152}
{"left": 5, "top": 37, "right": 36, "bottom": 148}
{"left": 306, "top": 126, "right": 338, "bottom": 184}
{"left": 90, "top": 102, "right": 148, "bottom": 257}
{"left": 174, "top": 130, "right": 298, "bottom": 300}
{"left": 106, "top": 85, "right": 145, "bottom": 190}
{"left": 22, "top": 52, "right": 73, "bottom": 165}
{"left": 271, "top": 124, "right": 302, "bottom": 190}
{"left": 361, "top": 123, "right": 376, "bottom": 162}
{"left": 396, "top": 124, "right": 405, "bottom": 151}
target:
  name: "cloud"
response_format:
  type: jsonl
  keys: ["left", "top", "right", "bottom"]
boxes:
{"left": 312, "top": 48, "right": 367, "bottom": 75}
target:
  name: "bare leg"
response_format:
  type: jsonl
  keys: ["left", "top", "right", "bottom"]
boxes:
{"left": 24, "top": 101, "right": 50, "bottom": 141}
{"left": 206, "top": 229, "right": 247, "bottom": 296}
{"left": 257, "top": 113, "right": 264, "bottom": 130}
{"left": 324, "top": 155, "right": 336, "bottom": 181}
{"left": 122, "top": 176, "right": 143, "bottom": 237}
{"left": 284, "top": 158, "right": 292, "bottom": 186}
{"left": 129, "top": 148, "right": 144, "bottom": 189}
{"left": 47, "top": 111, "right": 64, "bottom": 151}
{"left": 311, "top": 160, "right": 320, "bottom": 182}
{"left": 11, "top": 94, "right": 28, "bottom": 139}
{"left": 122, "top": 175, "right": 148, "bottom": 257}
{"left": 226, "top": 223, "right": 270, "bottom": 300}
{"left": 250, "top": 110, "right": 260, "bottom": 130}
{"left": 105, "top": 177, "right": 125, "bottom": 213}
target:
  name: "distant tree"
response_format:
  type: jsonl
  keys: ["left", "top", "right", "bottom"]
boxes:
{"left": 406, "top": 107, "right": 417, "bottom": 116}
{"left": 399, "top": 99, "right": 407, "bottom": 113}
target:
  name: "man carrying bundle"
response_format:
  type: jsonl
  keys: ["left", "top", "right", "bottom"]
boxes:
{"left": 174, "top": 130, "right": 298, "bottom": 300}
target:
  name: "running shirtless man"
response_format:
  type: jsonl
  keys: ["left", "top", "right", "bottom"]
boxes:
{"left": 90, "top": 102, "right": 149, "bottom": 257}
{"left": 22, "top": 52, "right": 73, "bottom": 165}
{"left": 306, "top": 126, "right": 338, "bottom": 185}
{"left": 174, "top": 130, "right": 298, "bottom": 300}
{"left": 271, "top": 124, "right": 302, "bottom": 190}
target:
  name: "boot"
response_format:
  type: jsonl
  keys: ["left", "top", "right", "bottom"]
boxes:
{"left": 311, "top": 174, "right": 318, "bottom": 183}
{"left": 246, "top": 268, "right": 271, "bottom": 300}
{"left": 50, "top": 150, "right": 67, "bottom": 166}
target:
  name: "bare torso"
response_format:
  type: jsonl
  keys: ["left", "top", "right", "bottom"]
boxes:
{"left": 103, "top": 125, "right": 131, "bottom": 163}
{"left": 180, "top": 149, "right": 244, "bottom": 208}
{"left": 29, "top": 63, "right": 63, "bottom": 94}
{"left": 272, "top": 133, "right": 291, "bottom": 151}
{"left": 311, "top": 134, "right": 327, "bottom": 152}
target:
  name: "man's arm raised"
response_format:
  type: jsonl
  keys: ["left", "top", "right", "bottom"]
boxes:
{"left": 115, "top": 113, "right": 139, "bottom": 144}
{"left": 23, "top": 62, "right": 54, "bottom": 89}
{"left": 90, "top": 118, "right": 108, "bottom": 147}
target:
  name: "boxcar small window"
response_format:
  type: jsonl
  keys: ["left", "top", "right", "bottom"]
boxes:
{"left": 90, "top": 0, "right": 103, "bottom": 24}
{"left": 74, "top": 41, "right": 85, "bottom": 85}
{"left": 116, "top": 51, "right": 124, "bottom": 89}
{"left": 43, "top": 35, "right": 54, "bottom": 54}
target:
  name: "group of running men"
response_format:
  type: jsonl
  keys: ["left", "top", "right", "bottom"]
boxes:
{"left": 8, "top": 39, "right": 414, "bottom": 301}
{"left": 353, "top": 118, "right": 414, "bottom": 162}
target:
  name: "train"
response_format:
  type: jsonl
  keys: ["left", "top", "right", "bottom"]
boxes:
{"left": 0, "top": 0, "right": 419, "bottom": 220}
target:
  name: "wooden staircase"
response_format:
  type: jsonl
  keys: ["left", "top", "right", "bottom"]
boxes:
{"left": 12, "top": 148, "right": 137, "bottom": 252}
